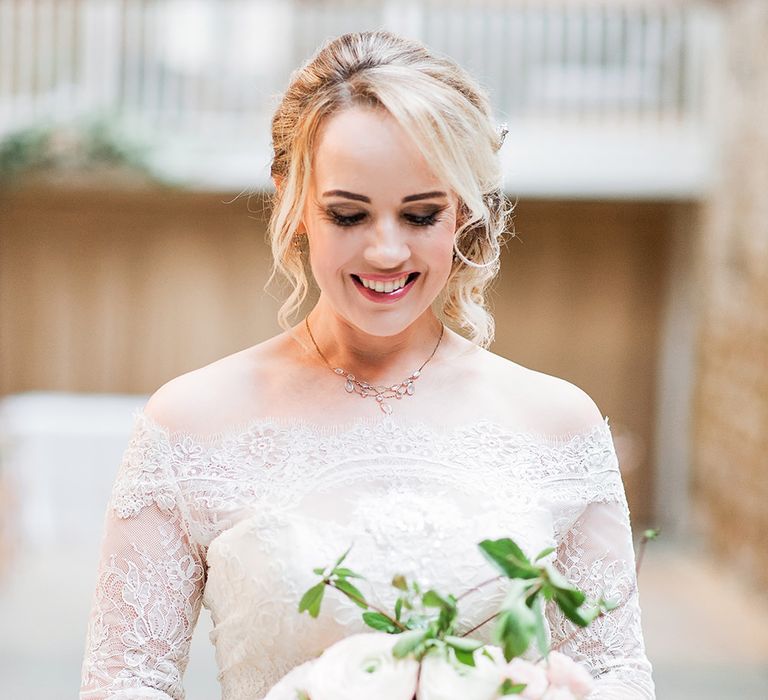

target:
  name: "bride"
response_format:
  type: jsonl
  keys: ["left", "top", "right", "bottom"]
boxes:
{"left": 79, "top": 30, "right": 655, "bottom": 699}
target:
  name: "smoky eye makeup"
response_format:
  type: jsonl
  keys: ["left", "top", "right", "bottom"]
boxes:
{"left": 323, "top": 209, "right": 366, "bottom": 227}
{"left": 320, "top": 205, "right": 449, "bottom": 228}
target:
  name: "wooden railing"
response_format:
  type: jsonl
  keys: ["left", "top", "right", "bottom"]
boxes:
{"left": 0, "top": 0, "right": 723, "bottom": 196}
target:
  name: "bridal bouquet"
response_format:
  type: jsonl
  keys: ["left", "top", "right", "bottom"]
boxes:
{"left": 265, "top": 532, "right": 658, "bottom": 700}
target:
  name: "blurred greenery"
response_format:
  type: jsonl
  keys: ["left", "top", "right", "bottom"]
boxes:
{"left": 0, "top": 116, "right": 171, "bottom": 186}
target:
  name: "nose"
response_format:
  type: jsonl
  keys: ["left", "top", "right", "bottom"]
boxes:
{"left": 363, "top": 216, "right": 411, "bottom": 269}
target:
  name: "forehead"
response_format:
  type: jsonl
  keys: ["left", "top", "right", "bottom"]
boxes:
{"left": 311, "top": 105, "right": 447, "bottom": 199}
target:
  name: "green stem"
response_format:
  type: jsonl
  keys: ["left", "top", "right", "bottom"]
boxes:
{"left": 459, "top": 610, "right": 501, "bottom": 637}
{"left": 455, "top": 574, "right": 504, "bottom": 602}
{"left": 327, "top": 580, "right": 408, "bottom": 632}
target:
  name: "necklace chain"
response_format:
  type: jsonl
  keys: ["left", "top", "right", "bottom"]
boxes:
{"left": 304, "top": 316, "right": 445, "bottom": 415}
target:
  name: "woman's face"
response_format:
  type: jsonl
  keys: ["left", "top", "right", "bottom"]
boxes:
{"left": 302, "top": 105, "right": 458, "bottom": 337}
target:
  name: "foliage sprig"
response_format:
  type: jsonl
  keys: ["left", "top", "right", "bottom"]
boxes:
{"left": 298, "top": 530, "right": 658, "bottom": 677}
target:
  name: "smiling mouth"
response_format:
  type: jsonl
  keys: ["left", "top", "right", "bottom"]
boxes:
{"left": 351, "top": 272, "right": 420, "bottom": 295}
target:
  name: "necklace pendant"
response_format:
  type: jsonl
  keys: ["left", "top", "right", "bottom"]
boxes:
{"left": 379, "top": 401, "right": 393, "bottom": 415}
{"left": 344, "top": 378, "right": 355, "bottom": 392}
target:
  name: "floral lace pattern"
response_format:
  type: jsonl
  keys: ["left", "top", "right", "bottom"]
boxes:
{"left": 79, "top": 409, "right": 655, "bottom": 699}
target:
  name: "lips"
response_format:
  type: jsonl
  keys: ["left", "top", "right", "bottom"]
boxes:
{"left": 351, "top": 272, "right": 420, "bottom": 304}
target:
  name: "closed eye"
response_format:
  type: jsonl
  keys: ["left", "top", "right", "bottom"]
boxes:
{"left": 325, "top": 211, "right": 366, "bottom": 227}
{"left": 323, "top": 208, "right": 446, "bottom": 228}
{"left": 405, "top": 212, "right": 440, "bottom": 227}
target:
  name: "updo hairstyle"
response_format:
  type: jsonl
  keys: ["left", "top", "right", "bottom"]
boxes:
{"left": 267, "top": 30, "right": 513, "bottom": 348}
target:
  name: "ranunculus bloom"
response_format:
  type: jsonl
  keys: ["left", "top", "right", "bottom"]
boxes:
{"left": 417, "top": 644, "right": 507, "bottom": 700}
{"left": 545, "top": 651, "right": 594, "bottom": 699}
{"left": 307, "top": 633, "right": 420, "bottom": 700}
{"left": 505, "top": 657, "right": 549, "bottom": 699}
{"left": 542, "top": 688, "right": 577, "bottom": 700}
{"left": 263, "top": 660, "right": 314, "bottom": 700}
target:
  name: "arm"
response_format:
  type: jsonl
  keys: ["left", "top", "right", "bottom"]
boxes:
{"left": 544, "top": 418, "right": 656, "bottom": 700}
{"left": 79, "top": 412, "right": 206, "bottom": 700}
{"left": 547, "top": 499, "right": 655, "bottom": 699}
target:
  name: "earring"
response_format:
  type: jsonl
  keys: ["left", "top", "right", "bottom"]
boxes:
{"left": 293, "top": 231, "right": 305, "bottom": 253}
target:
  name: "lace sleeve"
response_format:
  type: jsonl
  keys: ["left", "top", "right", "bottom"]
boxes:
{"left": 79, "top": 412, "right": 206, "bottom": 700}
{"left": 545, "top": 425, "right": 656, "bottom": 699}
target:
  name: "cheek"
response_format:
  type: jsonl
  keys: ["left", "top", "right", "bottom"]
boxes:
{"left": 423, "top": 222, "right": 457, "bottom": 270}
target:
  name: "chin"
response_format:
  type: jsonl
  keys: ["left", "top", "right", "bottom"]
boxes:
{"left": 346, "top": 314, "right": 419, "bottom": 339}
{"left": 339, "top": 304, "right": 431, "bottom": 339}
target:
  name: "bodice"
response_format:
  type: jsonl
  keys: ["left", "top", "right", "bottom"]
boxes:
{"left": 79, "top": 410, "right": 655, "bottom": 699}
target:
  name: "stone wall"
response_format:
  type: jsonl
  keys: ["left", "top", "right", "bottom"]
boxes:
{"left": 691, "top": 0, "right": 768, "bottom": 590}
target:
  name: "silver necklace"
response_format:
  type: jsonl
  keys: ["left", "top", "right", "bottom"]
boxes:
{"left": 304, "top": 316, "right": 445, "bottom": 415}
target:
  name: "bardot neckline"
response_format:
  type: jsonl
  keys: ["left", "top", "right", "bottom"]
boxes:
{"left": 132, "top": 407, "right": 612, "bottom": 448}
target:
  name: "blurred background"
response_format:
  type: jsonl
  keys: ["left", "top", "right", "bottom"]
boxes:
{"left": 1, "top": 0, "right": 766, "bottom": 697}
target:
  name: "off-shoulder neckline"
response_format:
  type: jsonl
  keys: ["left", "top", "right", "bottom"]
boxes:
{"left": 131, "top": 407, "right": 612, "bottom": 448}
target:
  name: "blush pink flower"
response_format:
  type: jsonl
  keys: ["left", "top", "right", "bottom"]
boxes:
{"left": 545, "top": 651, "right": 594, "bottom": 699}
{"left": 542, "top": 688, "right": 577, "bottom": 700}
{"left": 504, "top": 657, "right": 549, "bottom": 699}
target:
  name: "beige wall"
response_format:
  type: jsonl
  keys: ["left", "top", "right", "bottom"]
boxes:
{"left": 690, "top": 0, "right": 768, "bottom": 590}
{"left": 1, "top": 181, "right": 677, "bottom": 523}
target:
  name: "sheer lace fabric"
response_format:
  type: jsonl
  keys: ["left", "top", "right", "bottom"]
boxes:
{"left": 79, "top": 410, "right": 655, "bottom": 699}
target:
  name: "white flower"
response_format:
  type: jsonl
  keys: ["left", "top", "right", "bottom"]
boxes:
{"left": 505, "top": 657, "right": 549, "bottom": 699}
{"left": 417, "top": 645, "right": 507, "bottom": 700}
{"left": 545, "top": 652, "right": 594, "bottom": 699}
{"left": 542, "top": 688, "right": 577, "bottom": 700}
{"left": 307, "top": 633, "right": 419, "bottom": 700}
{"left": 263, "top": 660, "right": 314, "bottom": 700}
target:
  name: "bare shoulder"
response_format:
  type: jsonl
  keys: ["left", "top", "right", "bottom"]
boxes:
{"left": 143, "top": 334, "right": 289, "bottom": 435}
{"left": 475, "top": 348, "right": 605, "bottom": 436}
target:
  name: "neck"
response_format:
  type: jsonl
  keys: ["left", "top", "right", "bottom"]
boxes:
{"left": 302, "top": 298, "right": 445, "bottom": 384}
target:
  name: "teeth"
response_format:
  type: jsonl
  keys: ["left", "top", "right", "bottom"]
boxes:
{"left": 360, "top": 274, "right": 410, "bottom": 292}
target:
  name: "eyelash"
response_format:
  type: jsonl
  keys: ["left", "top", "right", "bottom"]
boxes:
{"left": 325, "top": 210, "right": 442, "bottom": 228}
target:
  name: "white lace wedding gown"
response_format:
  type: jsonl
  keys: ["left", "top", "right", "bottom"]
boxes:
{"left": 79, "top": 409, "right": 655, "bottom": 699}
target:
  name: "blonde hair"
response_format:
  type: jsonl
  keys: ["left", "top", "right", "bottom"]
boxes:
{"left": 266, "top": 30, "right": 513, "bottom": 348}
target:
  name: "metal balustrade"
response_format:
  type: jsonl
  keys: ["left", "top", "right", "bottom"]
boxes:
{"left": 0, "top": 0, "right": 724, "bottom": 197}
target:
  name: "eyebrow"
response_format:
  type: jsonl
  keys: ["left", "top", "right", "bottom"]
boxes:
{"left": 321, "top": 190, "right": 448, "bottom": 203}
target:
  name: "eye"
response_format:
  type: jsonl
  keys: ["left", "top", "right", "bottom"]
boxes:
{"left": 403, "top": 208, "right": 444, "bottom": 226}
{"left": 404, "top": 212, "right": 440, "bottom": 227}
{"left": 325, "top": 210, "right": 367, "bottom": 227}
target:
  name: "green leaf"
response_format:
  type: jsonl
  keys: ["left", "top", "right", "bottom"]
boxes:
{"left": 296, "top": 690, "right": 310, "bottom": 700}
{"left": 534, "top": 546, "right": 556, "bottom": 562}
{"left": 422, "top": 589, "right": 451, "bottom": 608}
{"left": 454, "top": 647, "right": 476, "bottom": 666}
{"left": 478, "top": 539, "right": 538, "bottom": 579}
{"left": 499, "top": 678, "right": 527, "bottom": 695}
{"left": 579, "top": 602, "right": 602, "bottom": 625}
{"left": 312, "top": 566, "right": 326, "bottom": 575}
{"left": 392, "top": 629, "right": 425, "bottom": 658}
{"left": 643, "top": 528, "right": 661, "bottom": 541}
{"left": 362, "top": 611, "right": 396, "bottom": 632}
{"left": 298, "top": 582, "right": 325, "bottom": 618}
{"left": 493, "top": 609, "right": 536, "bottom": 660}
{"left": 545, "top": 565, "right": 586, "bottom": 608}
{"left": 493, "top": 581, "right": 539, "bottom": 660}
{"left": 533, "top": 606, "right": 549, "bottom": 656}
{"left": 333, "top": 579, "right": 368, "bottom": 609}
{"left": 553, "top": 590, "right": 593, "bottom": 627}
{"left": 598, "top": 595, "right": 620, "bottom": 612}
{"left": 333, "top": 545, "right": 353, "bottom": 569}
{"left": 445, "top": 635, "right": 484, "bottom": 653}
{"left": 392, "top": 574, "right": 408, "bottom": 591}
{"left": 395, "top": 597, "right": 403, "bottom": 621}
{"left": 333, "top": 567, "right": 364, "bottom": 579}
